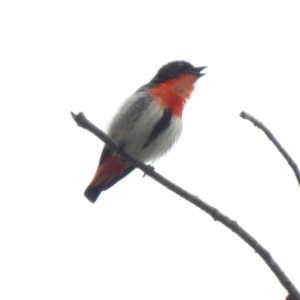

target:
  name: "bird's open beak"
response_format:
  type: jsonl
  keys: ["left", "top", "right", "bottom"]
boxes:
{"left": 191, "top": 66, "right": 207, "bottom": 78}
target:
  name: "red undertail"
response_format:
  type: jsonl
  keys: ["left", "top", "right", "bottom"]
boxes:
{"left": 84, "top": 157, "right": 134, "bottom": 203}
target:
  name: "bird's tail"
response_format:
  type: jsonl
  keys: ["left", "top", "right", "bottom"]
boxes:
{"left": 84, "top": 158, "right": 134, "bottom": 203}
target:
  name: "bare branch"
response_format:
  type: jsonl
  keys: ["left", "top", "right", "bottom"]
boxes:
{"left": 72, "top": 111, "right": 300, "bottom": 300}
{"left": 240, "top": 111, "right": 300, "bottom": 187}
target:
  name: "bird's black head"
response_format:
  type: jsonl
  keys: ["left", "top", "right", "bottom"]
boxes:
{"left": 151, "top": 61, "right": 207, "bottom": 84}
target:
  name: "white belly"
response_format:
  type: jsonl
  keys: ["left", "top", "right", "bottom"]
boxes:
{"left": 108, "top": 91, "right": 182, "bottom": 162}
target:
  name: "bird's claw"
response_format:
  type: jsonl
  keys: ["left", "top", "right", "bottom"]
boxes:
{"left": 143, "top": 165, "right": 155, "bottom": 177}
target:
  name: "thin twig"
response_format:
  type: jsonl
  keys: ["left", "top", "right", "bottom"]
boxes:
{"left": 240, "top": 111, "right": 300, "bottom": 187}
{"left": 71, "top": 111, "right": 300, "bottom": 300}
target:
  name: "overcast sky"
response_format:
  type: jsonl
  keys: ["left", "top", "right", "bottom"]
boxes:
{"left": 1, "top": 1, "right": 300, "bottom": 299}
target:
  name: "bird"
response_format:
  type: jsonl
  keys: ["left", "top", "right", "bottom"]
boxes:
{"left": 84, "top": 60, "right": 206, "bottom": 202}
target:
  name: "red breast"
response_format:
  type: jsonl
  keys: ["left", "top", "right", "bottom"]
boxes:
{"left": 149, "top": 74, "right": 198, "bottom": 118}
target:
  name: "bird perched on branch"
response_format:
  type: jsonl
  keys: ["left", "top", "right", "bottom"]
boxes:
{"left": 85, "top": 60, "right": 206, "bottom": 202}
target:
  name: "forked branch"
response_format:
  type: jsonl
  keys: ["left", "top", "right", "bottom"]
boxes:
{"left": 72, "top": 111, "right": 300, "bottom": 300}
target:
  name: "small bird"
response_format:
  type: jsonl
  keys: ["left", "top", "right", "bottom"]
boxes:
{"left": 84, "top": 60, "right": 206, "bottom": 202}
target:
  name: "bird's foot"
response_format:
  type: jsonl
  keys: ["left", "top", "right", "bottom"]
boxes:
{"left": 143, "top": 165, "right": 155, "bottom": 177}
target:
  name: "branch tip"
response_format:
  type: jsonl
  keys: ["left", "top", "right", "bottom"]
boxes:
{"left": 240, "top": 111, "right": 300, "bottom": 187}
{"left": 240, "top": 111, "right": 246, "bottom": 118}
{"left": 71, "top": 112, "right": 89, "bottom": 129}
